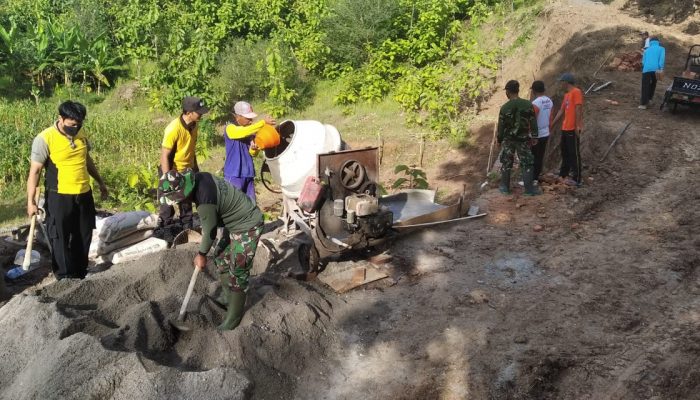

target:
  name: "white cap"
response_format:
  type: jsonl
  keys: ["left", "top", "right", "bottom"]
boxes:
{"left": 233, "top": 101, "right": 257, "bottom": 119}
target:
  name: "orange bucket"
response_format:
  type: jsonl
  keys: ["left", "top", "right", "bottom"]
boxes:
{"left": 254, "top": 123, "right": 281, "bottom": 149}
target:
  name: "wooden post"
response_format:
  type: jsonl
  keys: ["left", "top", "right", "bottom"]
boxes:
{"left": 419, "top": 133, "right": 425, "bottom": 168}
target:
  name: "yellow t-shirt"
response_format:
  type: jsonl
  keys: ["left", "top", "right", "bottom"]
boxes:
{"left": 31, "top": 125, "right": 91, "bottom": 195}
{"left": 162, "top": 117, "right": 198, "bottom": 171}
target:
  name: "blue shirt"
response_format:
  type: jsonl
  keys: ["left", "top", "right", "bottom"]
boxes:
{"left": 223, "top": 122, "right": 256, "bottom": 179}
{"left": 642, "top": 40, "right": 665, "bottom": 73}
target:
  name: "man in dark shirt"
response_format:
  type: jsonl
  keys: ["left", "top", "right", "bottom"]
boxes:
{"left": 159, "top": 170, "right": 264, "bottom": 330}
{"left": 497, "top": 80, "right": 540, "bottom": 196}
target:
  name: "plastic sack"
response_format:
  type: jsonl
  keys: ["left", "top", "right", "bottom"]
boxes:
{"left": 99, "top": 237, "right": 168, "bottom": 265}
{"left": 95, "top": 211, "right": 158, "bottom": 243}
{"left": 89, "top": 229, "right": 153, "bottom": 258}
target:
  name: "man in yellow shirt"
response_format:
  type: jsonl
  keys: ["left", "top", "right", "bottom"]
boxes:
{"left": 27, "top": 101, "right": 108, "bottom": 280}
{"left": 156, "top": 96, "right": 209, "bottom": 239}
{"left": 223, "top": 101, "right": 274, "bottom": 201}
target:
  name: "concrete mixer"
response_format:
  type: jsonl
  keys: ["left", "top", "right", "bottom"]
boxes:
{"left": 262, "top": 120, "right": 486, "bottom": 276}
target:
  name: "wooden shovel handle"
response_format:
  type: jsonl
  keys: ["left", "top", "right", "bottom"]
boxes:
{"left": 177, "top": 266, "right": 200, "bottom": 321}
{"left": 22, "top": 214, "right": 38, "bottom": 271}
{"left": 22, "top": 189, "right": 41, "bottom": 270}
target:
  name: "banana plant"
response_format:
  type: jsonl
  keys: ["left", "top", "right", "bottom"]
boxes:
{"left": 86, "top": 37, "right": 125, "bottom": 95}
{"left": 28, "top": 20, "right": 56, "bottom": 91}
{"left": 0, "top": 21, "right": 17, "bottom": 60}
{"left": 46, "top": 20, "right": 84, "bottom": 87}
{"left": 0, "top": 21, "right": 20, "bottom": 77}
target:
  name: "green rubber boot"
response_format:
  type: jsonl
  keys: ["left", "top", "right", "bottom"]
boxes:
{"left": 523, "top": 168, "right": 542, "bottom": 196}
{"left": 214, "top": 273, "right": 230, "bottom": 308}
{"left": 499, "top": 170, "right": 511, "bottom": 194}
{"left": 217, "top": 290, "right": 246, "bottom": 331}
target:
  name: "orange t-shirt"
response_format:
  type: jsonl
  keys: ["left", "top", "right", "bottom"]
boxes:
{"left": 560, "top": 87, "right": 583, "bottom": 131}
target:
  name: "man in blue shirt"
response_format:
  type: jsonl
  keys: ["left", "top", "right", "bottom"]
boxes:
{"left": 222, "top": 101, "right": 275, "bottom": 202}
{"left": 639, "top": 37, "right": 665, "bottom": 109}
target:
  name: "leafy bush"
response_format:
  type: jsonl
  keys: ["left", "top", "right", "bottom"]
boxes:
{"left": 210, "top": 38, "right": 313, "bottom": 118}
{"left": 321, "top": 0, "right": 404, "bottom": 70}
{"left": 210, "top": 39, "right": 270, "bottom": 112}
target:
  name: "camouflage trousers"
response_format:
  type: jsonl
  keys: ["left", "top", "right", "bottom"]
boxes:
{"left": 213, "top": 224, "right": 263, "bottom": 292}
{"left": 500, "top": 140, "right": 534, "bottom": 172}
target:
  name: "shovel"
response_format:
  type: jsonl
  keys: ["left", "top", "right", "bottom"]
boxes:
{"left": 170, "top": 266, "right": 200, "bottom": 331}
{"left": 480, "top": 122, "right": 499, "bottom": 191}
{"left": 172, "top": 229, "right": 202, "bottom": 249}
{"left": 5, "top": 211, "right": 40, "bottom": 281}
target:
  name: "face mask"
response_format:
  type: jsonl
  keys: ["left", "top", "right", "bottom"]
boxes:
{"left": 63, "top": 124, "right": 81, "bottom": 137}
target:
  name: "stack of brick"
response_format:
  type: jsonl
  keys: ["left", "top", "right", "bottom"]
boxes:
{"left": 607, "top": 51, "right": 643, "bottom": 72}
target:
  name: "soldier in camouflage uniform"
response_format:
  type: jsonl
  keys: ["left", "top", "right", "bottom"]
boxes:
{"left": 497, "top": 80, "right": 541, "bottom": 196}
{"left": 159, "top": 169, "right": 264, "bottom": 331}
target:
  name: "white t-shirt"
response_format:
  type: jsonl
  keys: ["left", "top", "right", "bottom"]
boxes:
{"left": 532, "top": 95, "right": 553, "bottom": 138}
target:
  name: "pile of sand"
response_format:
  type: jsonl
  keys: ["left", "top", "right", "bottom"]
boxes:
{"left": 0, "top": 245, "right": 338, "bottom": 399}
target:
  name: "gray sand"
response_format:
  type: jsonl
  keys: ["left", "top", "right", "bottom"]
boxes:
{"left": 0, "top": 245, "right": 337, "bottom": 399}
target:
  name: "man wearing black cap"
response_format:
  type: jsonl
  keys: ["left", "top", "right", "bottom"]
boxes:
{"left": 155, "top": 96, "right": 209, "bottom": 240}
{"left": 497, "top": 80, "right": 540, "bottom": 196}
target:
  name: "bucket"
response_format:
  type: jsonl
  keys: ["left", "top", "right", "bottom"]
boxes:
{"left": 264, "top": 120, "right": 342, "bottom": 199}
{"left": 254, "top": 123, "right": 281, "bottom": 150}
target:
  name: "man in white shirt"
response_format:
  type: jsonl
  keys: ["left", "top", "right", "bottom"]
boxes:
{"left": 530, "top": 80, "right": 553, "bottom": 182}
{"left": 641, "top": 31, "right": 650, "bottom": 50}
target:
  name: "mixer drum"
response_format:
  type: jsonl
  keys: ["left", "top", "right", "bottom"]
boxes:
{"left": 264, "top": 120, "right": 342, "bottom": 199}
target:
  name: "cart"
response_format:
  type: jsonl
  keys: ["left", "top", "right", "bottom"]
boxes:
{"left": 661, "top": 44, "right": 700, "bottom": 113}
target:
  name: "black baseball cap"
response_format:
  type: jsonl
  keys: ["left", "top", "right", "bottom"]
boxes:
{"left": 504, "top": 80, "right": 520, "bottom": 93}
{"left": 531, "top": 80, "right": 545, "bottom": 93}
{"left": 182, "top": 96, "right": 209, "bottom": 115}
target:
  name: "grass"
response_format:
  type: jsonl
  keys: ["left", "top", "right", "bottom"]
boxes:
{"left": 285, "top": 80, "right": 428, "bottom": 143}
{"left": 0, "top": 187, "right": 27, "bottom": 229}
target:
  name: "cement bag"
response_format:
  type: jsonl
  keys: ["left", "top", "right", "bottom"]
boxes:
{"left": 89, "top": 229, "right": 153, "bottom": 258}
{"left": 101, "top": 237, "right": 168, "bottom": 265}
{"left": 96, "top": 211, "right": 158, "bottom": 243}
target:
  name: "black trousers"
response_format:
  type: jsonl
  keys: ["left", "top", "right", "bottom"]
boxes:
{"left": 45, "top": 190, "right": 96, "bottom": 279}
{"left": 532, "top": 136, "right": 549, "bottom": 179}
{"left": 158, "top": 202, "right": 193, "bottom": 227}
{"left": 641, "top": 72, "right": 657, "bottom": 105}
{"left": 157, "top": 166, "right": 193, "bottom": 228}
{"left": 559, "top": 130, "right": 582, "bottom": 183}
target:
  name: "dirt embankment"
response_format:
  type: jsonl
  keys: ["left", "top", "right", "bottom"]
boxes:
{"left": 1, "top": 0, "right": 699, "bottom": 399}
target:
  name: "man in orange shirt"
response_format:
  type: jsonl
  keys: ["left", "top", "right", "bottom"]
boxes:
{"left": 550, "top": 73, "right": 583, "bottom": 187}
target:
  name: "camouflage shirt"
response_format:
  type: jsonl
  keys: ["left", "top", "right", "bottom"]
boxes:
{"left": 497, "top": 98, "right": 537, "bottom": 142}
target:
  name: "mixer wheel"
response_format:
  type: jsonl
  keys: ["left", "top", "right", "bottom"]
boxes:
{"left": 339, "top": 159, "right": 366, "bottom": 190}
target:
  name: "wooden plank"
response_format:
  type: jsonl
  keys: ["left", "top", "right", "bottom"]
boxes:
{"left": 318, "top": 261, "right": 388, "bottom": 293}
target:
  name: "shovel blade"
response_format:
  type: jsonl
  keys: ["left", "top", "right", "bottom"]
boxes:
{"left": 169, "top": 319, "right": 193, "bottom": 332}
{"left": 5, "top": 263, "right": 41, "bottom": 281}
{"left": 172, "top": 229, "right": 202, "bottom": 248}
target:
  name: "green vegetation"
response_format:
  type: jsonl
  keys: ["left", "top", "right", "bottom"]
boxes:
{"left": 0, "top": 0, "right": 543, "bottom": 224}
{"left": 1, "top": 0, "right": 540, "bottom": 121}
{"left": 391, "top": 165, "right": 429, "bottom": 190}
